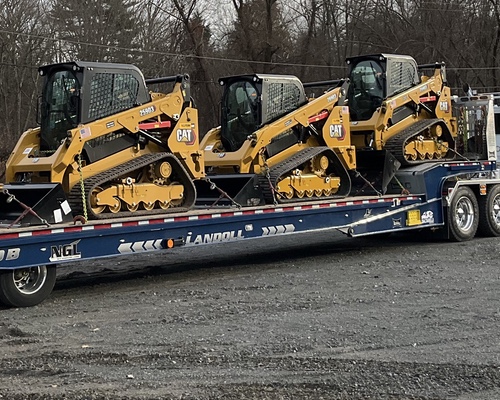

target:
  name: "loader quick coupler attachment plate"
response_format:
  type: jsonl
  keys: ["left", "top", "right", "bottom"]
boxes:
{"left": 0, "top": 183, "right": 73, "bottom": 227}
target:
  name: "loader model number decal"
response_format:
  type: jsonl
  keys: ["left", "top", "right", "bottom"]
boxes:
{"left": 49, "top": 240, "right": 81, "bottom": 262}
{"left": 186, "top": 230, "right": 244, "bottom": 245}
{"left": 0, "top": 248, "right": 20, "bottom": 262}
{"left": 176, "top": 127, "right": 196, "bottom": 145}
{"left": 139, "top": 105, "right": 156, "bottom": 117}
{"left": 329, "top": 124, "right": 345, "bottom": 140}
{"left": 327, "top": 93, "right": 338, "bottom": 102}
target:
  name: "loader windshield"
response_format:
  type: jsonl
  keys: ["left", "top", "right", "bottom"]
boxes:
{"left": 348, "top": 60, "right": 384, "bottom": 121}
{"left": 40, "top": 69, "right": 80, "bottom": 152}
{"left": 221, "top": 80, "right": 259, "bottom": 151}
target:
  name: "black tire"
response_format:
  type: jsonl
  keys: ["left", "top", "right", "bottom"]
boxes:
{"left": 447, "top": 186, "right": 479, "bottom": 242}
{"left": 478, "top": 184, "right": 500, "bottom": 237}
{"left": 0, "top": 265, "right": 56, "bottom": 307}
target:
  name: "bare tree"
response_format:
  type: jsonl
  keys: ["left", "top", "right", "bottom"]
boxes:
{"left": 489, "top": 0, "right": 500, "bottom": 89}
{"left": 134, "top": 0, "right": 186, "bottom": 78}
{"left": 227, "top": 0, "right": 291, "bottom": 73}
{"left": 170, "top": 0, "right": 220, "bottom": 133}
{"left": 48, "top": 0, "right": 139, "bottom": 62}
{"left": 0, "top": 0, "right": 51, "bottom": 180}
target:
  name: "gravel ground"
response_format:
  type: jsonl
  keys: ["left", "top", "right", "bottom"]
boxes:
{"left": 1, "top": 230, "right": 500, "bottom": 399}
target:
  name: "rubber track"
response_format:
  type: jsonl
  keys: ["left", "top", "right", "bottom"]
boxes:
{"left": 384, "top": 118, "right": 455, "bottom": 166}
{"left": 68, "top": 152, "right": 196, "bottom": 220}
{"left": 257, "top": 146, "right": 351, "bottom": 204}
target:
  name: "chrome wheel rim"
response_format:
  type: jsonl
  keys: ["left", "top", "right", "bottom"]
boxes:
{"left": 13, "top": 266, "right": 48, "bottom": 295}
{"left": 455, "top": 196, "right": 474, "bottom": 232}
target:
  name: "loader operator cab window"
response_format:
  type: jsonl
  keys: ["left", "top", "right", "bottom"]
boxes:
{"left": 40, "top": 70, "right": 80, "bottom": 152}
{"left": 348, "top": 61, "right": 384, "bottom": 121}
{"left": 222, "top": 81, "right": 259, "bottom": 152}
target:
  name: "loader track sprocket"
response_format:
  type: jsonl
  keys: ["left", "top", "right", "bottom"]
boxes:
{"left": 384, "top": 118, "right": 455, "bottom": 166}
{"left": 258, "top": 146, "right": 351, "bottom": 204}
{"left": 68, "top": 152, "right": 196, "bottom": 220}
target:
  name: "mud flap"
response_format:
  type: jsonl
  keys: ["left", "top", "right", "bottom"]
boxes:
{"left": 0, "top": 183, "right": 73, "bottom": 226}
{"left": 195, "top": 174, "right": 265, "bottom": 207}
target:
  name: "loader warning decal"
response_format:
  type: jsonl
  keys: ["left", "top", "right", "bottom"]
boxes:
{"left": 79, "top": 126, "right": 91, "bottom": 139}
{"left": 329, "top": 124, "right": 345, "bottom": 140}
{"left": 176, "top": 123, "right": 196, "bottom": 145}
{"left": 439, "top": 101, "right": 449, "bottom": 112}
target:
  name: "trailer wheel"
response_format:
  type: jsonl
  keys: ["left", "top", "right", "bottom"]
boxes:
{"left": 448, "top": 186, "right": 479, "bottom": 242}
{"left": 0, "top": 265, "right": 56, "bottom": 307}
{"left": 478, "top": 184, "right": 500, "bottom": 237}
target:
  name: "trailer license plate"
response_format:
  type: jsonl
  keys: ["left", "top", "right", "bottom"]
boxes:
{"left": 406, "top": 209, "right": 421, "bottom": 226}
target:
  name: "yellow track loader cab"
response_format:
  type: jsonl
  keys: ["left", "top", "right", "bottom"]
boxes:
{"left": 2, "top": 61, "right": 203, "bottom": 225}
{"left": 199, "top": 74, "right": 354, "bottom": 206}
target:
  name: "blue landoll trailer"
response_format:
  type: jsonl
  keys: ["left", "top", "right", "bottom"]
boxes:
{"left": 1, "top": 95, "right": 499, "bottom": 307}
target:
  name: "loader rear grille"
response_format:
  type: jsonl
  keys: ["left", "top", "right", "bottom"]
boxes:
{"left": 266, "top": 82, "right": 302, "bottom": 121}
{"left": 387, "top": 60, "right": 418, "bottom": 97}
{"left": 88, "top": 73, "right": 140, "bottom": 120}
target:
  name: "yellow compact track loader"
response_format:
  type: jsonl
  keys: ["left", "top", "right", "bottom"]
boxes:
{"left": 347, "top": 53, "right": 458, "bottom": 166}
{"left": 199, "top": 75, "right": 355, "bottom": 206}
{"left": 1, "top": 61, "right": 204, "bottom": 225}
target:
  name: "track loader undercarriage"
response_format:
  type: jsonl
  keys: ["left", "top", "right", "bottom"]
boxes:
{"left": 260, "top": 147, "right": 351, "bottom": 203}
{"left": 68, "top": 153, "right": 196, "bottom": 219}
{"left": 385, "top": 119, "right": 454, "bottom": 165}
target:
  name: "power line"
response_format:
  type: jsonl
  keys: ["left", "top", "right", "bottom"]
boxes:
{"left": 0, "top": 28, "right": 342, "bottom": 70}
{"left": 1, "top": 28, "right": 500, "bottom": 71}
